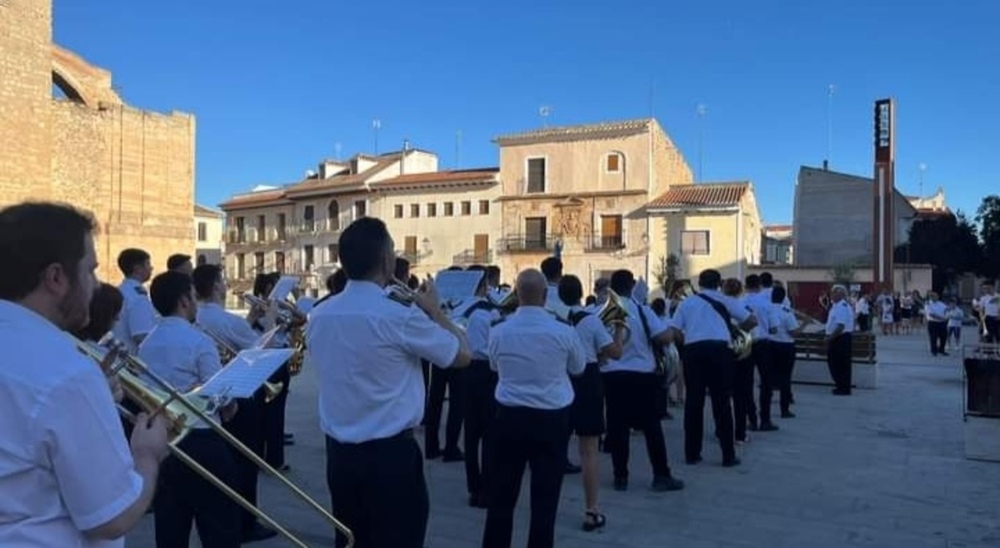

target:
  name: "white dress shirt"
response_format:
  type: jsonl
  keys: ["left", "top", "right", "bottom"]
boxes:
{"left": 856, "top": 297, "right": 870, "bottom": 316}
{"left": 197, "top": 302, "right": 258, "bottom": 351}
{"left": 925, "top": 300, "right": 947, "bottom": 322}
{"left": 981, "top": 293, "right": 999, "bottom": 317}
{"left": 489, "top": 307, "right": 585, "bottom": 409}
{"left": 452, "top": 298, "right": 499, "bottom": 361}
{"left": 544, "top": 283, "right": 571, "bottom": 321}
{"left": 672, "top": 289, "right": 753, "bottom": 345}
{"left": 307, "top": 281, "right": 460, "bottom": 444}
{"left": 825, "top": 299, "right": 856, "bottom": 335}
{"left": 767, "top": 304, "right": 799, "bottom": 344}
{"left": 742, "top": 291, "right": 771, "bottom": 341}
{"left": 946, "top": 307, "right": 965, "bottom": 328}
{"left": 111, "top": 278, "right": 158, "bottom": 353}
{"left": 603, "top": 298, "right": 670, "bottom": 374}
{"left": 0, "top": 301, "right": 143, "bottom": 547}
{"left": 567, "top": 305, "right": 614, "bottom": 364}
{"left": 138, "top": 316, "right": 223, "bottom": 426}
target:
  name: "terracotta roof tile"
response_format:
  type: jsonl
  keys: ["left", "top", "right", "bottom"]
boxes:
{"left": 194, "top": 204, "right": 223, "bottom": 218}
{"left": 494, "top": 118, "right": 653, "bottom": 145}
{"left": 218, "top": 189, "right": 290, "bottom": 211}
{"left": 371, "top": 168, "right": 499, "bottom": 189}
{"left": 646, "top": 182, "right": 749, "bottom": 209}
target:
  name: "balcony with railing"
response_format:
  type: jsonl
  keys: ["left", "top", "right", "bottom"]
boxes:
{"left": 584, "top": 234, "right": 626, "bottom": 252}
{"left": 453, "top": 249, "right": 493, "bottom": 265}
{"left": 294, "top": 219, "right": 344, "bottom": 236}
{"left": 226, "top": 227, "right": 289, "bottom": 247}
{"left": 497, "top": 233, "right": 557, "bottom": 254}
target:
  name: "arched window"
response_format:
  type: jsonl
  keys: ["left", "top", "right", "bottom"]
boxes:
{"left": 328, "top": 200, "right": 340, "bottom": 231}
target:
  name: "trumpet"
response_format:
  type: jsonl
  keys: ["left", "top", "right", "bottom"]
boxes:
{"left": 239, "top": 293, "right": 308, "bottom": 377}
{"left": 195, "top": 324, "right": 284, "bottom": 402}
{"left": 386, "top": 277, "right": 422, "bottom": 304}
{"left": 71, "top": 334, "right": 355, "bottom": 547}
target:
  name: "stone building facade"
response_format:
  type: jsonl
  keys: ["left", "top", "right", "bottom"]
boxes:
{"left": 1, "top": 0, "right": 195, "bottom": 282}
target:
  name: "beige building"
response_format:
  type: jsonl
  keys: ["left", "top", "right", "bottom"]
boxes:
{"left": 646, "top": 182, "right": 763, "bottom": 284}
{"left": 194, "top": 204, "right": 225, "bottom": 266}
{"left": 1, "top": 0, "right": 195, "bottom": 282}
{"left": 493, "top": 119, "right": 694, "bottom": 288}
{"left": 219, "top": 148, "right": 500, "bottom": 303}
{"left": 762, "top": 224, "right": 794, "bottom": 265}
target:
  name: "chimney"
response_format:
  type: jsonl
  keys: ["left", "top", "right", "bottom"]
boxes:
{"left": 822, "top": 159, "right": 829, "bottom": 171}
{"left": 401, "top": 139, "right": 411, "bottom": 175}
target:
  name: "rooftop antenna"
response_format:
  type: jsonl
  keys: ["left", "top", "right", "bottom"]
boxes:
{"left": 372, "top": 119, "right": 382, "bottom": 155}
{"left": 455, "top": 130, "right": 462, "bottom": 169}
{"left": 539, "top": 106, "right": 552, "bottom": 127}
{"left": 827, "top": 84, "right": 835, "bottom": 167}
{"left": 696, "top": 103, "right": 707, "bottom": 182}
{"left": 918, "top": 162, "right": 927, "bottom": 198}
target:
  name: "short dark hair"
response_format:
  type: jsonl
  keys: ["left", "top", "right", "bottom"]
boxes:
{"left": 0, "top": 202, "right": 98, "bottom": 300}
{"left": 651, "top": 297, "right": 667, "bottom": 316}
{"left": 446, "top": 265, "right": 464, "bottom": 271}
{"left": 117, "top": 248, "right": 150, "bottom": 277}
{"left": 744, "top": 274, "right": 761, "bottom": 290}
{"left": 609, "top": 269, "right": 635, "bottom": 296}
{"left": 167, "top": 253, "right": 192, "bottom": 271}
{"left": 698, "top": 269, "right": 722, "bottom": 290}
{"left": 329, "top": 269, "right": 348, "bottom": 295}
{"left": 722, "top": 278, "right": 743, "bottom": 297}
{"left": 585, "top": 295, "right": 597, "bottom": 307}
{"left": 760, "top": 272, "right": 774, "bottom": 288}
{"left": 485, "top": 265, "right": 501, "bottom": 285}
{"left": 192, "top": 264, "right": 222, "bottom": 300}
{"left": 339, "top": 217, "right": 391, "bottom": 281}
{"left": 558, "top": 275, "right": 584, "bottom": 306}
{"left": 771, "top": 285, "right": 787, "bottom": 304}
{"left": 149, "top": 271, "right": 194, "bottom": 317}
{"left": 253, "top": 272, "right": 280, "bottom": 298}
{"left": 407, "top": 274, "right": 420, "bottom": 290}
{"left": 540, "top": 257, "right": 562, "bottom": 281}
{"left": 394, "top": 257, "right": 410, "bottom": 281}
{"left": 74, "top": 283, "right": 123, "bottom": 342}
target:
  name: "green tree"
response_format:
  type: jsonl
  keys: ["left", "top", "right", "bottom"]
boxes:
{"left": 828, "top": 262, "right": 856, "bottom": 284}
{"left": 652, "top": 253, "right": 680, "bottom": 295}
{"left": 976, "top": 195, "right": 1000, "bottom": 282}
{"left": 895, "top": 210, "right": 982, "bottom": 292}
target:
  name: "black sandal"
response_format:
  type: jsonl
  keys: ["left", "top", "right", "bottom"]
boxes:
{"left": 583, "top": 510, "right": 607, "bottom": 532}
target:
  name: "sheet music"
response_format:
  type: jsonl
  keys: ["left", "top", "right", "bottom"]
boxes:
{"left": 268, "top": 275, "right": 300, "bottom": 303}
{"left": 198, "top": 348, "right": 294, "bottom": 399}
{"left": 434, "top": 270, "right": 484, "bottom": 306}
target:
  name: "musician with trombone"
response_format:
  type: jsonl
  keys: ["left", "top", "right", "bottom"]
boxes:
{"left": 192, "top": 263, "right": 278, "bottom": 543}
{"left": 138, "top": 270, "right": 242, "bottom": 547}
{"left": 671, "top": 268, "right": 756, "bottom": 468}
{"left": 602, "top": 269, "right": 684, "bottom": 492}
{"left": 0, "top": 202, "right": 169, "bottom": 546}
{"left": 307, "top": 217, "right": 471, "bottom": 548}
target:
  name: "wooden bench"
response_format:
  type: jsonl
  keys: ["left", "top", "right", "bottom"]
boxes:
{"left": 790, "top": 332, "right": 879, "bottom": 389}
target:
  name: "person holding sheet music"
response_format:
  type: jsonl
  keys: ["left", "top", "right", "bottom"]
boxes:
{"left": 251, "top": 272, "right": 297, "bottom": 470}
{"left": 602, "top": 269, "right": 684, "bottom": 493}
{"left": 558, "top": 274, "right": 623, "bottom": 531}
{"left": 192, "top": 263, "right": 278, "bottom": 543}
{"left": 307, "top": 217, "right": 470, "bottom": 548}
{"left": 138, "top": 270, "right": 241, "bottom": 548}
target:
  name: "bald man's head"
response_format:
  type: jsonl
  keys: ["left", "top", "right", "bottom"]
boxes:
{"left": 515, "top": 269, "right": 547, "bottom": 307}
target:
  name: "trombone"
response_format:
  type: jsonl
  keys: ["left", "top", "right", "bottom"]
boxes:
{"left": 72, "top": 334, "right": 355, "bottom": 548}
{"left": 595, "top": 289, "right": 632, "bottom": 344}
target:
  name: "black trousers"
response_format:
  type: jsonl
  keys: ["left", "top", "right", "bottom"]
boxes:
{"left": 602, "top": 371, "right": 672, "bottom": 480}
{"left": 858, "top": 314, "right": 871, "bottom": 332}
{"left": 770, "top": 342, "right": 796, "bottom": 412}
{"left": 223, "top": 390, "right": 265, "bottom": 534}
{"left": 987, "top": 316, "right": 1000, "bottom": 343}
{"left": 826, "top": 333, "right": 853, "bottom": 392}
{"left": 154, "top": 430, "right": 241, "bottom": 548}
{"left": 424, "top": 362, "right": 466, "bottom": 454}
{"left": 483, "top": 404, "right": 570, "bottom": 548}
{"left": 680, "top": 341, "right": 736, "bottom": 462}
{"left": 264, "top": 364, "right": 291, "bottom": 467}
{"left": 928, "top": 321, "right": 948, "bottom": 355}
{"left": 752, "top": 341, "right": 775, "bottom": 424}
{"left": 326, "top": 430, "right": 429, "bottom": 548}
{"left": 733, "top": 356, "right": 755, "bottom": 442}
{"left": 464, "top": 360, "right": 497, "bottom": 496}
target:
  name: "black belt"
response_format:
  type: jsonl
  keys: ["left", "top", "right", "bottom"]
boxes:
{"left": 684, "top": 340, "right": 729, "bottom": 348}
{"left": 327, "top": 428, "right": 413, "bottom": 447}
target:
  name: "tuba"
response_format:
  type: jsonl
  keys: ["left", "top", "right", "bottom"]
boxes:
{"left": 596, "top": 289, "right": 632, "bottom": 344}
{"left": 71, "top": 334, "right": 355, "bottom": 547}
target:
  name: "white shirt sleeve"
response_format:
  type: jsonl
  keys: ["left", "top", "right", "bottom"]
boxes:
{"left": 564, "top": 328, "right": 586, "bottom": 376}
{"left": 401, "top": 308, "right": 461, "bottom": 368}
{"left": 487, "top": 325, "right": 502, "bottom": 372}
{"left": 37, "top": 367, "right": 143, "bottom": 531}
{"left": 195, "top": 337, "right": 223, "bottom": 382}
{"left": 126, "top": 297, "right": 157, "bottom": 340}
{"left": 225, "top": 314, "right": 260, "bottom": 350}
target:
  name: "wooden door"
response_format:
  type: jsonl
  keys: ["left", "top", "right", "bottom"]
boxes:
{"left": 601, "top": 215, "right": 623, "bottom": 248}
{"left": 474, "top": 234, "right": 489, "bottom": 262}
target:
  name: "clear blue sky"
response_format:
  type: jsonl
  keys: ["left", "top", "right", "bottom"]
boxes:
{"left": 54, "top": 0, "right": 1000, "bottom": 225}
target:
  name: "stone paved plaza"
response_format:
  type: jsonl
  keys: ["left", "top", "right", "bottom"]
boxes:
{"left": 126, "top": 328, "right": 1000, "bottom": 547}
